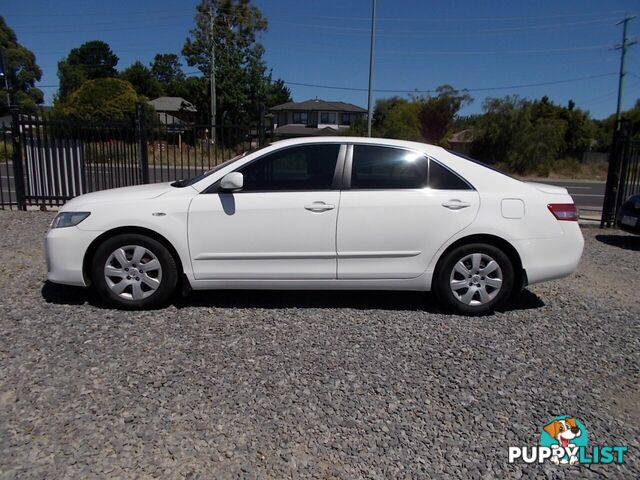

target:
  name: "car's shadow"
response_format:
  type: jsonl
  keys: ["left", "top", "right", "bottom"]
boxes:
{"left": 596, "top": 234, "right": 640, "bottom": 251}
{"left": 41, "top": 282, "right": 544, "bottom": 314}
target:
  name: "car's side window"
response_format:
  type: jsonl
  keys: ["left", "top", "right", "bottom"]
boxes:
{"left": 428, "top": 159, "right": 472, "bottom": 190}
{"left": 350, "top": 145, "right": 428, "bottom": 189}
{"left": 237, "top": 144, "right": 340, "bottom": 191}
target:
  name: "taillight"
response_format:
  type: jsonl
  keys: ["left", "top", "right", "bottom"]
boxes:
{"left": 547, "top": 203, "right": 579, "bottom": 221}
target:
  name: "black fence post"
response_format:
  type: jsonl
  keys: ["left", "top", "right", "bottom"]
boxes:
{"left": 600, "top": 120, "right": 626, "bottom": 227}
{"left": 136, "top": 102, "right": 150, "bottom": 184}
{"left": 10, "top": 107, "right": 26, "bottom": 210}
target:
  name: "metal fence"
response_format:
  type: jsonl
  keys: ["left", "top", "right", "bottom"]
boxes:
{"left": 601, "top": 121, "right": 640, "bottom": 227}
{"left": 0, "top": 106, "right": 264, "bottom": 210}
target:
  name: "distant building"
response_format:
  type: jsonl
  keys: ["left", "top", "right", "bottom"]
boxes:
{"left": 448, "top": 129, "right": 475, "bottom": 155}
{"left": 270, "top": 99, "right": 367, "bottom": 137}
{"left": 148, "top": 96, "right": 197, "bottom": 125}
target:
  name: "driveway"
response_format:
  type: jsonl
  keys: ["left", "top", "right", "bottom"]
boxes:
{"left": 0, "top": 211, "right": 638, "bottom": 479}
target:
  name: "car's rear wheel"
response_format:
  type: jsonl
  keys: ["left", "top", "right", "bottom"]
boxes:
{"left": 91, "top": 233, "right": 178, "bottom": 309}
{"left": 434, "top": 243, "right": 514, "bottom": 315}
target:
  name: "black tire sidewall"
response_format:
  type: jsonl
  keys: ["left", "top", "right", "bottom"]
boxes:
{"left": 91, "top": 234, "right": 178, "bottom": 309}
{"left": 434, "top": 243, "right": 514, "bottom": 315}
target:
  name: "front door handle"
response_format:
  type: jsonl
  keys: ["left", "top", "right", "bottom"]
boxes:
{"left": 442, "top": 199, "right": 471, "bottom": 210}
{"left": 305, "top": 201, "right": 335, "bottom": 212}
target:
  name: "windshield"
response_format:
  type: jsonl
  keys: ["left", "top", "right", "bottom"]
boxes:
{"left": 171, "top": 149, "right": 258, "bottom": 188}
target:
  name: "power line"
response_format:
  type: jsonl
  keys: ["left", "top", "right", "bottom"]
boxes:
{"left": 36, "top": 41, "right": 616, "bottom": 67}
{"left": 269, "top": 16, "right": 621, "bottom": 36}
{"left": 16, "top": 16, "right": 622, "bottom": 36}
{"left": 4, "top": 8, "right": 630, "bottom": 22}
{"left": 279, "top": 72, "right": 617, "bottom": 94}
{"left": 32, "top": 72, "right": 617, "bottom": 93}
{"left": 309, "top": 10, "right": 632, "bottom": 23}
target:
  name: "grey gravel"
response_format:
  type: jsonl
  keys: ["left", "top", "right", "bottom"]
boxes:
{"left": 0, "top": 210, "right": 638, "bottom": 479}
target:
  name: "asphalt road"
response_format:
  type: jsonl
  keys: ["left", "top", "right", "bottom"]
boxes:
{"left": 532, "top": 179, "right": 605, "bottom": 211}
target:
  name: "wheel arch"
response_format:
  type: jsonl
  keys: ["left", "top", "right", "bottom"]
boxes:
{"left": 82, "top": 226, "right": 185, "bottom": 286}
{"left": 433, "top": 233, "right": 526, "bottom": 291}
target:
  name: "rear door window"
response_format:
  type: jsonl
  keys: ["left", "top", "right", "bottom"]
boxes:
{"left": 351, "top": 145, "right": 427, "bottom": 189}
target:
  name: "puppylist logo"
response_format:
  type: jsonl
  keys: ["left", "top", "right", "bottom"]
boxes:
{"left": 508, "top": 416, "right": 628, "bottom": 465}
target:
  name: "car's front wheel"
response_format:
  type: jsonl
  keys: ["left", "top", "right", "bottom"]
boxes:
{"left": 91, "top": 233, "right": 178, "bottom": 309}
{"left": 434, "top": 243, "right": 514, "bottom": 315}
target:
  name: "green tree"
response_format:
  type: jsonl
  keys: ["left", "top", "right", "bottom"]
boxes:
{"left": 151, "top": 53, "right": 185, "bottom": 84}
{"left": 593, "top": 100, "right": 640, "bottom": 151}
{"left": 472, "top": 96, "right": 569, "bottom": 174}
{"left": 182, "top": 0, "right": 289, "bottom": 123}
{"left": 417, "top": 85, "right": 472, "bottom": 145}
{"left": 372, "top": 97, "right": 422, "bottom": 141}
{"left": 120, "top": 61, "right": 164, "bottom": 99}
{"left": 0, "top": 16, "right": 44, "bottom": 113}
{"left": 60, "top": 77, "right": 138, "bottom": 122}
{"left": 57, "top": 40, "right": 118, "bottom": 101}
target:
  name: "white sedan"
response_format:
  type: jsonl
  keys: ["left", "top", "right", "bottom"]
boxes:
{"left": 45, "top": 137, "right": 584, "bottom": 315}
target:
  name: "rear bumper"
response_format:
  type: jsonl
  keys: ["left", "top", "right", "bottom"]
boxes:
{"left": 514, "top": 222, "right": 584, "bottom": 285}
{"left": 45, "top": 227, "right": 102, "bottom": 287}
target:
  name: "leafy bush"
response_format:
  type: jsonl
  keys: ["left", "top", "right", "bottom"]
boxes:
{"left": 60, "top": 78, "right": 139, "bottom": 122}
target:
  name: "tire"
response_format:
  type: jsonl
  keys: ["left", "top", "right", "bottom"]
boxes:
{"left": 433, "top": 243, "right": 514, "bottom": 315}
{"left": 91, "top": 233, "right": 178, "bottom": 309}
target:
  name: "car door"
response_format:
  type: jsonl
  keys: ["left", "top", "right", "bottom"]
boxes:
{"left": 188, "top": 143, "right": 344, "bottom": 280}
{"left": 336, "top": 144, "right": 479, "bottom": 279}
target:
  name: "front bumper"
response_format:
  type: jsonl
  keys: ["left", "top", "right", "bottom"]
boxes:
{"left": 45, "top": 226, "right": 102, "bottom": 287}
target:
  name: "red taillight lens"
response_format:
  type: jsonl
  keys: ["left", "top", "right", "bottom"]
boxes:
{"left": 547, "top": 203, "right": 579, "bottom": 221}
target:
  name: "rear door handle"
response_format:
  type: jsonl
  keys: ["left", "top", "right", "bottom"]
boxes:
{"left": 305, "top": 201, "right": 335, "bottom": 212}
{"left": 442, "top": 199, "right": 471, "bottom": 210}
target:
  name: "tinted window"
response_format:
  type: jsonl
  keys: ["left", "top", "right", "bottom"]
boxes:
{"left": 238, "top": 144, "right": 339, "bottom": 191}
{"left": 428, "top": 160, "right": 471, "bottom": 190}
{"left": 351, "top": 146, "right": 427, "bottom": 189}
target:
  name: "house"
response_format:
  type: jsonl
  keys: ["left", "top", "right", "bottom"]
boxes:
{"left": 270, "top": 99, "right": 367, "bottom": 137}
{"left": 448, "top": 129, "right": 475, "bottom": 155}
{"left": 148, "top": 96, "right": 197, "bottom": 124}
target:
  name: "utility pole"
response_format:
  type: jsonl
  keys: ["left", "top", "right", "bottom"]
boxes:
{"left": 601, "top": 14, "right": 637, "bottom": 227}
{"left": 209, "top": 6, "right": 217, "bottom": 144}
{"left": 614, "top": 15, "right": 637, "bottom": 130}
{"left": 366, "top": 0, "right": 377, "bottom": 137}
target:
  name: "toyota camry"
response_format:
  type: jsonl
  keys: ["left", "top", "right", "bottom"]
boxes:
{"left": 45, "top": 137, "right": 584, "bottom": 315}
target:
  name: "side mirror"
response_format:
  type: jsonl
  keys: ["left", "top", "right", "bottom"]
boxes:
{"left": 220, "top": 172, "right": 243, "bottom": 191}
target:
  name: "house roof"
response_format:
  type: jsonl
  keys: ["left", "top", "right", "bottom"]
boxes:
{"left": 448, "top": 129, "right": 475, "bottom": 144}
{"left": 271, "top": 99, "right": 366, "bottom": 113}
{"left": 274, "top": 124, "right": 343, "bottom": 137}
{"left": 149, "top": 96, "right": 197, "bottom": 113}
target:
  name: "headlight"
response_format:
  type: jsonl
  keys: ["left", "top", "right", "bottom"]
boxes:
{"left": 50, "top": 212, "right": 91, "bottom": 229}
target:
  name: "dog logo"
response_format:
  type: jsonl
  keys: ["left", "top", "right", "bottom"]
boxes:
{"left": 509, "top": 416, "right": 627, "bottom": 465}
{"left": 540, "top": 416, "right": 588, "bottom": 465}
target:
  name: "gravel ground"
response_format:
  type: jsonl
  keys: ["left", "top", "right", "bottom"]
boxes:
{"left": 0, "top": 210, "right": 638, "bottom": 479}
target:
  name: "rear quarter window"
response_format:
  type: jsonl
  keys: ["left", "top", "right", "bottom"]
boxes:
{"left": 428, "top": 159, "right": 472, "bottom": 190}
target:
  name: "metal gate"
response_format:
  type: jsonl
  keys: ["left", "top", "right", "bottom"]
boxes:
{"left": 0, "top": 106, "right": 265, "bottom": 210}
{"left": 601, "top": 121, "right": 640, "bottom": 227}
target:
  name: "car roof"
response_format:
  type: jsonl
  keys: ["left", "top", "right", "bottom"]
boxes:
{"left": 269, "top": 136, "right": 445, "bottom": 156}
